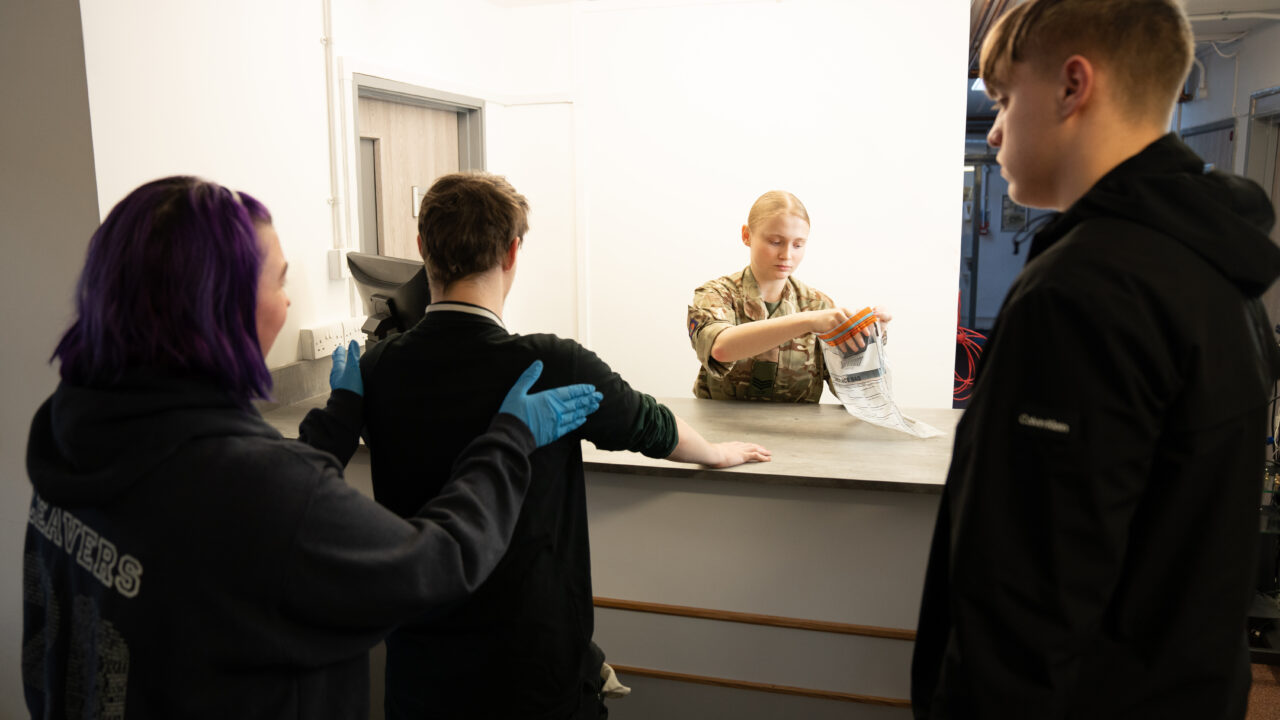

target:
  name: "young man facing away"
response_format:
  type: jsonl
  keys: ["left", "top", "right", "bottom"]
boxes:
{"left": 912, "top": 1, "right": 1280, "bottom": 718}
{"left": 361, "top": 172, "right": 770, "bottom": 720}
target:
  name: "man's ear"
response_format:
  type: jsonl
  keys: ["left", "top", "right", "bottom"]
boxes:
{"left": 1058, "top": 54, "right": 1095, "bottom": 120}
{"left": 502, "top": 237, "right": 520, "bottom": 271}
{"left": 417, "top": 234, "right": 425, "bottom": 260}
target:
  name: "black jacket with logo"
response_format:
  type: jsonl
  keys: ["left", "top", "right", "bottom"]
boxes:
{"left": 22, "top": 372, "right": 536, "bottom": 719}
{"left": 912, "top": 135, "right": 1280, "bottom": 719}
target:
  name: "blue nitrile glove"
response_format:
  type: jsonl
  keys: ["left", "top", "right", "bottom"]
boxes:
{"left": 499, "top": 360, "right": 602, "bottom": 447}
{"left": 330, "top": 340, "right": 363, "bottom": 396}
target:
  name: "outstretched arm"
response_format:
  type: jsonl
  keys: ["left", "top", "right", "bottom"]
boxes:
{"left": 664, "top": 413, "right": 771, "bottom": 468}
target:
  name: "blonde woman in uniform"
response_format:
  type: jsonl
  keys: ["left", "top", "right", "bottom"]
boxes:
{"left": 688, "top": 191, "right": 890, "bottom": 402}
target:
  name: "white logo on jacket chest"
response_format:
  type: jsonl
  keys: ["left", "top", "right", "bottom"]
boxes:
{"left": 1017, "top": 413, "right": 1071, "bottom": 434}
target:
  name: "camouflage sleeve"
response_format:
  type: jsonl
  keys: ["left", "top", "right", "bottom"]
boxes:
{"left": 688, "top": 283, "right": 737, "bottom": 379}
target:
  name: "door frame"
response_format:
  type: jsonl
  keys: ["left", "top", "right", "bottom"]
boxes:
{"left": 351, "top": 74, "right": 486, "bottom": 255}
{"left": 1244, "top": 86, "right": 1280, "bottom": 198}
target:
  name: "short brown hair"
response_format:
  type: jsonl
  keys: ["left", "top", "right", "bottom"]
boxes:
{"left": 417, "top": 171, "right": 530, "bottom": 289}
{"left": 980, "top": 0, "right": 1192, "bottom": 122}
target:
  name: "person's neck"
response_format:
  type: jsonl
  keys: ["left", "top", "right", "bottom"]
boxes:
{"left": 437, "top": 271, "right": 506, "bottom": 319}
{"left": 1053, "top": 119, "right": 1166, "bottom": 211}
{"left": 752, "top": 268, "right": 787, "bottom": 303}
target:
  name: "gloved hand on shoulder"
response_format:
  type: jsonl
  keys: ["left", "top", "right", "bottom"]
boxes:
{"left": 500, "top": 360, "right": 602, "bottom": 447}
{"left": 330, "top": 340, "right": 363, "bottom": 396}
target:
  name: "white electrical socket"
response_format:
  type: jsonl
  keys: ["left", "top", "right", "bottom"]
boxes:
{"left": 300, "top": 318, "right": 369, "bottom": 360}
{"left": 299, "top": 323, "right": 343, "bottom": 360}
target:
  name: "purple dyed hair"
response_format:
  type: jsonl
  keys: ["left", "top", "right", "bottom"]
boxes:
{"left": 53, "top": 176, "right": 275, "bottom": 402}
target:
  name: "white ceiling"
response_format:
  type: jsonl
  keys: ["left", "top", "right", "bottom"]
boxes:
{"left": 1185, "top": 0, "right": 1280, "bottom": 41}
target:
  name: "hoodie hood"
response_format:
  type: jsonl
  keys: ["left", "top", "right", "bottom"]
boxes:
{"left": 27, "top": 371, "right": 281, "bottom": 507}
{"left": 1030, "top": 133, "right": 1280, "bottom": 298}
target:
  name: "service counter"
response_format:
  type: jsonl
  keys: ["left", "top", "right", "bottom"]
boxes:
{"left": 261, "top": 396, "right": 961, "bottom": 720}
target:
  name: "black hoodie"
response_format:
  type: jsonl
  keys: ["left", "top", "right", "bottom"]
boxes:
{"left": 912, "top": 135, "right": 1280, "bottom": 719}
{"left": 22, "top": 372, "right": 536, "bottom": 719}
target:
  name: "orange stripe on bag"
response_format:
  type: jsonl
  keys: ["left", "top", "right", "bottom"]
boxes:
{"left": 819, "top": 307, "right": 877, "bottom": 346}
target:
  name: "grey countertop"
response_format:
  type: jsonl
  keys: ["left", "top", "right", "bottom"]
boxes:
{"left": 261, "top": 395, "right": 961, "bottom": 495}
{"left": 583, "top": 398, "right": 958, "bottom": 494}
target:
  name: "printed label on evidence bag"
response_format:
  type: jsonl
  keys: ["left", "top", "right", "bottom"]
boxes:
{"left": 820, "top": 328, "right": 943, "bottom": 439}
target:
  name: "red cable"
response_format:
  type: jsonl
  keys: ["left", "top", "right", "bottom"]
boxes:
{"left": 954, "top": 326, "right": 987, "bottom": 401}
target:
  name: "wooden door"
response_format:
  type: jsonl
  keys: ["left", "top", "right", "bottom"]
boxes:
{"left": 358, "top": 97, "right": 460, "bottom": 260}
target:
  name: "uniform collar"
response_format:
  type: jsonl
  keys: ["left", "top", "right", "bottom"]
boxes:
{"left": 425, "top": 301, "right": 505, "bottom": 328}
{"left": 742, "top": 266, "right": 795, "bottom": 304}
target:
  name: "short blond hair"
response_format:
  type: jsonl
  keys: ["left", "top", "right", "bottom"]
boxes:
{"left": 980, "top": 0, "right": 1193, "bottom": 122}
{"left": 746, "top": 191, "right": 810, "bottom": 233}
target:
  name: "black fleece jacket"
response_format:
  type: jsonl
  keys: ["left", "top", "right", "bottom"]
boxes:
{"left": 22, "top": 372, "right": 536, "bottom": 719}
{"left": 912, "top": 135, "right": 1280, "bottom": 719}
{"left": 361, "top": 307, "right": 678, "bottom": 720}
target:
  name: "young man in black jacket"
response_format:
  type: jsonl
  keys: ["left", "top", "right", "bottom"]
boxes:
{"left": 912, "top": 1, "right": 1280, "bottom": 718}
{"left": 361, "top": 172, "right": 770, "bottom": 720}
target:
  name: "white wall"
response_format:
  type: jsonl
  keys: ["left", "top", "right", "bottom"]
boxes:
{"left": 487, "top": 102, "right": 582, "bottom": 341}
{"left": 573, "top": 0, "right": 966, "bottom": 407}
{"left": 79, "top": 0, "right": 352, "bottom": 370}
{"left": 1178, "top": 24, "right": 1280, "bottom": 174}
{"left": 333, "top": 0, "right": 573, "bottom": 98}
{"left": 331, "top": 0, "right": 967, "bottom": 409}
{"left": 0, "top": 1, "right": 101, "bottom": 716}
{"left": 330, "top": 0, "right": 579, "bottom": 336}
{"left": 77, "top": 0, "right": 966, "bottom": 411}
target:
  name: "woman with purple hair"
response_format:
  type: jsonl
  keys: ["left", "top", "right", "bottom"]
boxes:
{"left": 21, "top": 176, "right": 600, "bottom": 719}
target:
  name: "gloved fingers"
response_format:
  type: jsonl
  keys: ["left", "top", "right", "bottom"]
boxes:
{"left": 507, "top": 360, "right": 544, "bottom": 399}
{"left": 557, "top": 400, "right": 600, "bottom": 436}
{"left": 329, "top": 345, "right": 349, "bottom": 391}
{"left": 549, "top": 387, "right": 601, "bottom": 418}
{"left": 549, "top": 383, "right": 598, "bottom": 402}
{"left": 346, "top": 339, "right": 361, "bottom": 364}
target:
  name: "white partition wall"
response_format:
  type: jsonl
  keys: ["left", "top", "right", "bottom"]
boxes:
{"left": 73, "top": 0, "right": 966, "bottom": 409}
{"left": 487, "top": 101, "right": 582, "bottom": 341}
{"left": 573, "top": 1, "right": 968, "bottom": 408}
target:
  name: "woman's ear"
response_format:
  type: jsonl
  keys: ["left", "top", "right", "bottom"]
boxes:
{"left": 741, "top": 224, "right": 752, "bottom": 247}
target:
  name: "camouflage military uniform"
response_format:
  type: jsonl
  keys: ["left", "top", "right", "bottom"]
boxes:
{"left": 688, "top": 266, "right": 834, "bottom": 402}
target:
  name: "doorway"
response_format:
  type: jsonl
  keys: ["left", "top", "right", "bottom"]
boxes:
{"left": 353, "top": 75, "right": 485, "bottom": 260}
